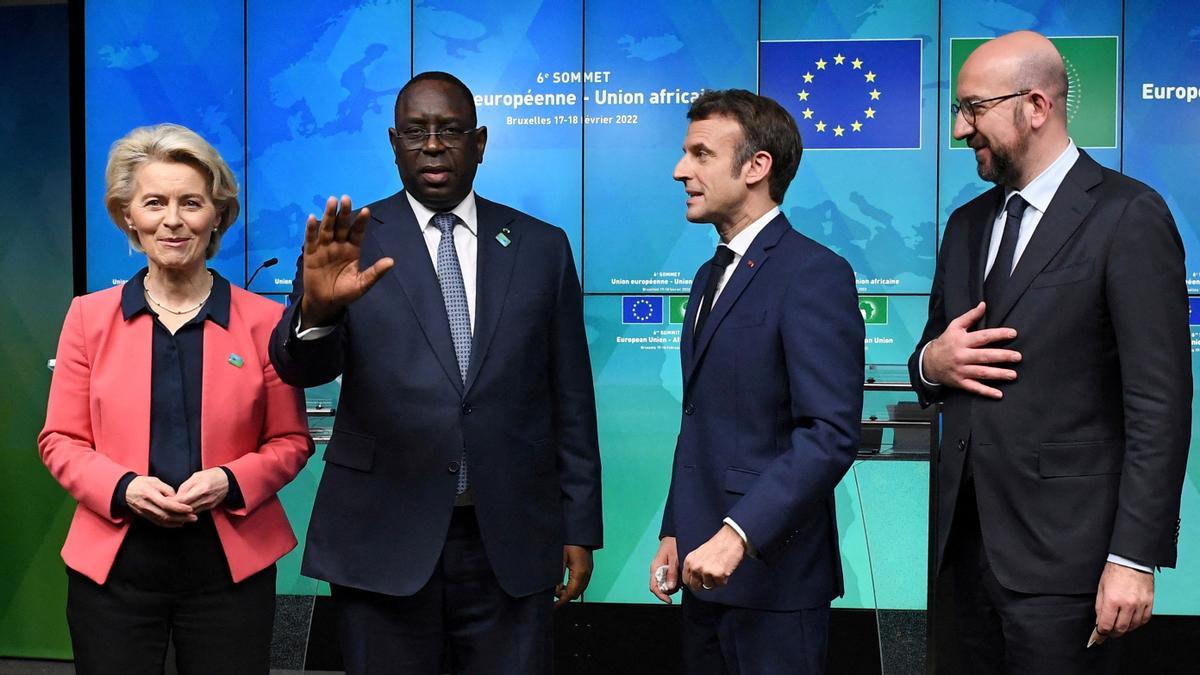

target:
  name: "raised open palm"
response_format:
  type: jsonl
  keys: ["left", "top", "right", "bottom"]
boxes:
{"left": 300, "top": 195, "right": 395, "bottom": 328}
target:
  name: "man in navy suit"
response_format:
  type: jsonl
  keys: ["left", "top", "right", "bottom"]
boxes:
{"left": 269, "top": 72, "right": 602, "bottom": 674}
{"left": 648, "top": 89, "right": 864, "bottom": 674}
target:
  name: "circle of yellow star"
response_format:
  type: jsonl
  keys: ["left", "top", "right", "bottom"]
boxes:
{"left": 865, "top": 71, "right": 877, "bottom": 83}
{"left": 834, "top": 53, "right": 846, "bottom": 65}
{"left": 803, "top": 72, "right": 814, "bottom": 83}
{"left": 864, "top": 107, "right": 876, "bottom": 118}
{"left": 851, "top": 120, "right": 863, "bottom": 132}
{"left": 869, "top": 89, "right": 881, "bottom": 100}
{"left": 833, "top": 125, "right": 845, "bottom": 137}
{"left": 802, "top": 108, "right": 814, "bottom": 119}
{"left": 851, "top": 57, "right": 863, "bottom": 69}
{"left": 797, "top": 90, "right": 810, "bottom": 101}
{"left": 815, "top": 58, "right": 827, "bottom": 70}
{"left": 815, "top": 121, "right": 827, "bottom": 132}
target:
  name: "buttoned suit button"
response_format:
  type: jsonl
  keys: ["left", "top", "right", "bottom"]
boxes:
{"left": 447, "top": 461, "right": 460, "bottom": 473}
{"left": 957, "top": 439, "right": 966, "bottom": 451}
{"left": 684, "top": 403, "right": 695, "bottom": 415}
{"left": 462, "top": 403, "right": 473, "bottom": 415}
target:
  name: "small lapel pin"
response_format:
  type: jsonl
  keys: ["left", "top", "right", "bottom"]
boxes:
{"left": 228, "top": 353, "right": 244, "bottom": 368}
{"left": 746, "top": 259, "right": 755, "bottom": 268}
{"left": 496, "top": 227, "right": 512, "bottom": 247}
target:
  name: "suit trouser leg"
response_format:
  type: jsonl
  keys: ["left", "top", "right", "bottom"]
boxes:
{"left": 67, "top": 567, "right": 171, "bottom": 675}
{"left": 332, "top": 506, "right": 552, "bottom": 675}
{"left": 170, "top": 564, "right": 276, "bottom": 675}
{"left": 682, "top": 588, "right": 830, "bottom": 675}
{"left": 947, "top": 479, "right": 1121, "bottom": 675}
{"left": 67, "top": 516, "right": 273, "bottom": 675}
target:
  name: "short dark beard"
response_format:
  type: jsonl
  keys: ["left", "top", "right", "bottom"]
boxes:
{"left": 977, "top": 106, "right": 1029, "bottom": 188}
{"left": 978, "top": 147, "right": 1020, "bottom": 187}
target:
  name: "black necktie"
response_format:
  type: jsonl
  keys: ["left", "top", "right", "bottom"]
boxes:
{"left": 984, "top": 194, "right": 1029, "bottom": 326}
{"left": 694, "top": 245, "right": 736, "bottom": 344}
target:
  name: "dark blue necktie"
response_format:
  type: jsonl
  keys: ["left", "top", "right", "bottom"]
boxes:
{"left": 984, "top": 194, "right": 1029, "bottom": 326}
{"left": 694, "top": 245, "right": 736, "bottom": 344}
{"left": 433, "top": 213, "right": 470, "bottom": 495}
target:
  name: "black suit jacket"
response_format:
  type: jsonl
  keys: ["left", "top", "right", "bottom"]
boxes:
{"left": 909, "top": 150, "right": 1191, "bottom": 594}
{"left": 662, "top": 214, "right": 864, "bottom": 610}
{"left": 269, "top": 191, "right": 602, "bottom": 598}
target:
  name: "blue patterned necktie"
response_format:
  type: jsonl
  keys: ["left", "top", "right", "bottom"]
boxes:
{"left": 433, "top": 212, "right": 470, "bottom": 494}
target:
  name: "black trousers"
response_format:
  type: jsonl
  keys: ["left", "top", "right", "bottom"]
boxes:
{"left": 66, "top": 516, "right": 276, "bottom": 675}
{"left": 332, "top": 506, "right": 553, "bottom": 675}
{"left": 945, "top": 478, "right": 1120, "bottom": 675}
{"left": 681, "top": 588, "right": 830, "bottom": 675}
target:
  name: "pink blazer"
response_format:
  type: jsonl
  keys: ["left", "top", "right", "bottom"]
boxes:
{"left": 39, "top": 283, "right": 314, "bottom": 584}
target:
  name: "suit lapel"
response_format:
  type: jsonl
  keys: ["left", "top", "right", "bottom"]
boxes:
{"left": 201, "top": 317, "right": 240, "bottom": 466}
{"left": 679, "top": 263, "right": 709, "bottom": 387}
{"left": 371, "top": 192, "right": 463, "bottom": 395}
{"left": 988, "top": 152, "right": 1102, "bottom": 327}
{"left": 969, "top": 188, "right": 1004, "bottom": 309}
{"left": 464, "top": 197, "right": 518, "bottom": 394}
{"left": 685, "top": 215, "right": 788, "bottom": 385}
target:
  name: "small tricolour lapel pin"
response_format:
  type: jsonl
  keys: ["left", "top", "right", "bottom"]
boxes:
{"left": 496, "top": 227, "right": 512, "bottom": 247}
{"left": 228, "top": 353, "right": 244, "bottom": 368}
{"left": 746, "top": 259, "right": 755, "bottom": 268}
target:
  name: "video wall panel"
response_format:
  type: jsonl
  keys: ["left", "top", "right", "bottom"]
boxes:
{"left": 80, "top": 0, "right": 1200, "bottom": 614}
{"left": 762, "top": 0, "right": 939, "bottom": 294}
{"left": 582, "top": 0, "right": 759, "bottom": 294}
{"left": 1128, "top": 0, "right": 1200, "bottom": 614}
{"left": 937, "top": 0, "right": 1123, "bottom": 220}
{"left": 85, "top": 0, "right": 247, "bottom": 289}
{"left": 245, "top": 0, "right": 411, "bottom": 294}
{"left": 415, "top": 0, "right": 584, "bottom": 271}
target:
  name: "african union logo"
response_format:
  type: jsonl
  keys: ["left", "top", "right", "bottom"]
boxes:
{"left": 759, "top": 38, "right": 922, "bottom": 150}
{"left": 669, "top": 296, "right": 689, "bottom": 324}
{"left": 950, "top": 36, "right": 1118, "bottom": 149}
{"left": 859, "top": 296, "right": 889, "bottom": 325}
{"left": 622, "top": 296, "right": 664, "bottom": 324}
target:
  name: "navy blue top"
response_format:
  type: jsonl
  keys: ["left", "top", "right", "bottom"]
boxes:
{"left": 111, "top": 268, "right": 243, "bottom": 516}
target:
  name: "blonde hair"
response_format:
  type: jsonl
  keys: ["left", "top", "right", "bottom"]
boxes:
{"left": 104, "top": 123, "right": 240, "bottom": 259}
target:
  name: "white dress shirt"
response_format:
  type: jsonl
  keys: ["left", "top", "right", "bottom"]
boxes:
{"left": 296, "top": 191, "right": 480, "bottom": 339}
{"left": 696, "top": 206, "right": 780, "bottom": 329}
{"left": 917, "top": 141, "right": 1152, "bottom": 574}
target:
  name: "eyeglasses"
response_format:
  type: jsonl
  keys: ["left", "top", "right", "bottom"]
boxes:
{"left": 951, "top": 90, "right": 1030, "bottom": 125}
{"left": 395, "top": 127, "right": 480, "bottom": 149}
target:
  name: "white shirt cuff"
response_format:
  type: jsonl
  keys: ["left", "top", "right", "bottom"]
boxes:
{"left": 918, "top": 342, "right": 941, "bottom": 387}
{"left": 1107, "top": 553, "right": 1154, "bottom": 574}
{"left": 723, "top": 517, "right": 758, "bottom": 558}
{"left": 295, "top": 310, "right": 336, "bottom": 341}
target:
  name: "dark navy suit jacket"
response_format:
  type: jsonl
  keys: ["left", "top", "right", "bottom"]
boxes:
{"left": 661, "top": 213, "right": 864, "bottom": 611}
{"left": 269, "top": 191, "right": 602, "bottom": 598}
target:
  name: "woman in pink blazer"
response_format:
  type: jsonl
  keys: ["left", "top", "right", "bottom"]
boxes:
{"left": 39, "top": 123, "right": 313, "bottom": 674}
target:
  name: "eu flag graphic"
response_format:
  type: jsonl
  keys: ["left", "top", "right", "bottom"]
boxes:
{"left": 760, "top": 39, "right": 922, "bottom": 150}
{"left": 622, "top": 296, "right": 664, "bottom": 324}
{"left": 1189, "top": 297, "right": 1200, "bottom": 326}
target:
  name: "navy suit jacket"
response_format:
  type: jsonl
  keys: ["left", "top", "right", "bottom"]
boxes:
{"left": 661, "top": 213, "right": 864, "bottom": 610}
{"left": 269, "top": 191, "right": 602, "bottom": 598}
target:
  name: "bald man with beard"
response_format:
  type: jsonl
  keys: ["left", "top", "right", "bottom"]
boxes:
{"left": 909, "top": 31, "right": 1190, "bottom": 673}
